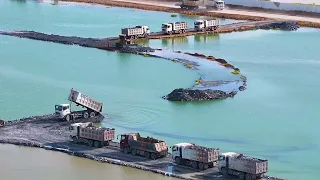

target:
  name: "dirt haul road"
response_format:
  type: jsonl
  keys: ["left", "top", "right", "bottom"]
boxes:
{"left": 0, "top": 116, "right": 284, "bottom": 180}
{"left": 112, "top": 0, "right": 320, "bottom": 24}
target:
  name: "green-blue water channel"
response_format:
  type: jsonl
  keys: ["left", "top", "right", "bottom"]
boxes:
{"left": 0, "top": 1, "right": 319, "bottom": 180}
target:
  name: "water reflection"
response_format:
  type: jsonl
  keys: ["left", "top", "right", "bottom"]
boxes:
{"left": 194, "top": 33, "right": 220, "bottom": 43}
{"left": 161, "top": 37, "right": 188, "bottom": 46}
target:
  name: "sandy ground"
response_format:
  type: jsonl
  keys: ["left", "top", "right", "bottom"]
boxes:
{"left": 272, "top": 0, "right": 320, "bottom": 5}
{"left": 113, "top": 0, "right": 320, "bottom": 23}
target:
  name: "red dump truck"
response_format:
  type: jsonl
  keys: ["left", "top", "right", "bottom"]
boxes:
{"left": 171, "top": 142, "right": 220, "bottom": 170}
{"left": 0, "top": 120, "right": 5, "bottom": 127}
{"left": 69, "top": 122, "right": 115, "bottom": 148}
{"left": 118, "top": 133, "right": 168, "bottom": 160}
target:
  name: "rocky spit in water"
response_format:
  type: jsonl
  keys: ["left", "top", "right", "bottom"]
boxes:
{"left": 257, "top": 21, "right": 300, "bottom": 31}
{"left": 0, "top": 115, "right": 286, "bottom": 180}
{"left": 163, "top": 88, "right": 237, "bottom": 101}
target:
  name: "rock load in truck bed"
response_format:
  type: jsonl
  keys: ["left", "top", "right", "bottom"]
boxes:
{"left": 68, "top": 88, "right": 103, "bottom": 112}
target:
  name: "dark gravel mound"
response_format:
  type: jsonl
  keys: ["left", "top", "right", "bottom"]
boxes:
{"left": 258, "top": 21, "right": 300, "bottom": 31}
{"left": 163, "top": 88, "right": 237, "bottom": 101}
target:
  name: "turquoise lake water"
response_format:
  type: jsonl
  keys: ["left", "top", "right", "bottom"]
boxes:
{"left": 0, "top": 1, "right": 320, "bottom": 180}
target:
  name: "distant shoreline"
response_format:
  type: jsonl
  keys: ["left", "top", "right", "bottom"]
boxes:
{"left": 57, "top": 0, "right": 320, "bottom": 28}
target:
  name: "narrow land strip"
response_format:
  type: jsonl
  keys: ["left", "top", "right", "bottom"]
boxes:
{"left": 58, "top": 0, "right": 320, "bottom": 28}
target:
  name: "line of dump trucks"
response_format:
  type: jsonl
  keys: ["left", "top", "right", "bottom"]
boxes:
{"left": 1, "top": 88, "right": 269, "bottom": 180}
{"left": 119, "top": 19, "right": 220, "bottom": 40}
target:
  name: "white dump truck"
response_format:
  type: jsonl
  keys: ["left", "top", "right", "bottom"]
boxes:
{"left": 205, "top": 0, "right": 225, "bottom": 10}
{"left": 171, "top": 143, "right": 220, "bottom": 170}
{"left": 219, "top": 152, "right": 268, "bottom": 180}
{"left": 121, "top": 25, "right": 150, "bottom": 39}
{"left": 162, "top": 22, "right": 188, "bottom": 35}
{"left": 194, "top": 19, "right": 220, "bottom": 31}
{"left": 55, "top": 88, "right": 103, "bottom": 121}
{"left": 180, "top": 0, "right": 200, "bottom": 10}
{"left": 69, "top": 122, "right": 115, "bottom": 147}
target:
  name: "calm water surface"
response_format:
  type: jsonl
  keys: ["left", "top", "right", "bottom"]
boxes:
{"left": 0, "top": 1, "right": 319, "bottom": 180}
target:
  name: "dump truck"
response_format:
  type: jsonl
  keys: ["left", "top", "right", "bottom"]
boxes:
{"left": 0, "top": 120, "right": 5, "bottom": 127}
{"left": 180, "top": 0, "right": 200, "bottom": 10}
{"left": 118, "top": 133, "right": 168, "bottom": 160}
{"left": 218, "top": 152, "right": 268, "bottom": 180}
{"left": 171, "top": 143, "right": 219, "bottom": 170}
{"left": 162, "top": 22, "right": 188, "bottom": 35}
{"left": 69, "top": 122, "right": 115, "bottom": 147}
{"left": 194, "top": 19, "right": 220, "bottom": 31}
{"left": 205, "top": 0, "right": 225, "bottom": 10}
{"left": 121, "top": 25, "right": 150, "bottom": 39}
{"left": 55, "top": 88, "right": 103, "bottom": 121}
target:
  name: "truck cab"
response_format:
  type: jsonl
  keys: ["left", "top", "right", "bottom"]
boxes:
{"left": 162, "top": 23, "right": 172, "bottom": 33}
{"left": 215, "top": 0, "right": 225, "bottom": 10}
{"left": 218, "top": 152, "right": 239, "bottom": 169}
{"left": 55, "top": 104, "right": 70, "bottom": 120}
{"left": 142, "top": 26, "right": 150, "bottom": 34}
{"left": 171, "top": 143, "right": 192, "bottom": 161}
{"left": 118, "top": 133, "right": 137, "bottom": 149}
{"left": 194, "top": 20, "right": 204, "bottom": 30}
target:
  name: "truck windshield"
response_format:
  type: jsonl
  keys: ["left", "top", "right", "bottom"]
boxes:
{"left": 55, "top": 105, "right": 62, "bottom": 111}
{"left": 162, "top": 24, "right": 168, "bottom": 28}
{"left": 194, "top": 22, "right": 202, "bottom": 25}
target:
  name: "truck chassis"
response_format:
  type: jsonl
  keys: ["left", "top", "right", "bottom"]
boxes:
{"left": 122, "top": 146, "right": 167, "bottom": 160}
{"left": 71, "top": 135, "right": 111, "bottom": 148}
{"left": 175, "top": 156, "right": 216, "bottom": 170}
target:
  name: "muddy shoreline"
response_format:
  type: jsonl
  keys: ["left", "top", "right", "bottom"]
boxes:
{"left": 0, "top": 115, "right": 286, "bottom": 180}
{"left": 58, "top": 0, "right": 320, "bottom": 28}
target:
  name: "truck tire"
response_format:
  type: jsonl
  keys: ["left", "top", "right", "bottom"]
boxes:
{"left": 203, "top": 163, "right": 209, "bottom": 170}
{"left": 198, "top": 162, "right": 204, "bottom": 170}
{"left": 221, "top": 167, "right": 228, "bottom": 176}
{"left": 65, "top": 114, "right": 71, "bottom": 121}
{"left": 90, "top": 112, "right": 95, "bottom": 118}
{"left": 83, "top": 112, "right": 89, "bottom": 119}
{"left": 175, "top": 157, "right": 182, "bottom": 165}
{"left": 88, "top": 140, "right": 94, "bottom": 147}
{"left": 239, "top": 172, "right": 245, "bottom": 180}
{"left": 72, "top": 136, "right": 78, "bottom": 144}
{"left": 94, "top": 141, "right": 100, "bottom": 148}
{"left": 168, "top": 31, "right": 172, "bottom": 35}
{"left": 144, "top": 152, "right": 150, "bottom": 159}
{"left": 123, "top": 147, "right": 129, "bottom": 154}
{"left": 131, "top": 148, "right": 136, "bottom": 156}
{"left": 182, "top": 29, "right": 185, "bottom": 33}
{"left": 178, "top": 30, "right": 182, "bottom": 34}
{"left": 105, "top": 141, "right": 109, "bottom": 146}
{"left": 150, "top": 153, "right": 157, "bottom": 160}
{"left": 191, "top": 161, "right": 198, "bottom": 169}
{"left": 245, "top": 173, "right": 252, "bottom": 180}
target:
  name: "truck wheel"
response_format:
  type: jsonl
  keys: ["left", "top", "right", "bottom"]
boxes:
{"left": 90, "top": 112, "right": 95, "bottom": 118}
{"left": 105, "top": 141, "right": 109, "bottom": 146}
{"left": 131, "top": 148, "right": 136, "bottom": 156}
{"left": 208, "top": 162, "right": 214, "bottom": 168}
{"left": 239, "top": 172, "right": 245, "bottom": 180}
{"left": 198, "top": 162, "right": 204, "bottom": 170}
{"left": 150, "top": 153, "right": 157, "bottom": 160}
{"left": 65, "top": 114, "right": 71, "bottom": 121}
{"left": 245, "top": 173, "right": 252, "bottom": 180}
{"left": 83, "top": 112, "right": 89, "bottom": 119}
{"left": 130, "top": 36, "right": 134, "bottom": 39}
{"left": 182, "top": 29, "right": 185, "bottom": 33}
{"left": 168, "top": 31, "right": 172, "bottom": 35}
{"left": 178, "top": 30, "right": 182, "bottom": 34}
{"left": 144, "top": 152, "right": 150, "bottom": 159}
{"left": 191, "top": 161, "right": 198, "bottom": 169}
{"left": 221, "top": 167, "right": 228, "bottom": 176}
{"left": 123, "top": 147, "right": 129, "bottom": 154}
{"left": 203, "top": 163, "right": 209, "bottom": 170}
{"left": 72, "top": 136, "right": 78, "bottom": 144}
{"left": 88, "top": 140, "right": 94, "bottom": 147}
{"left": 175, "top": 157, "right": 182, "bottom": 165}
{"left": 94, "top": 141, "right": 100, "bottom": 148}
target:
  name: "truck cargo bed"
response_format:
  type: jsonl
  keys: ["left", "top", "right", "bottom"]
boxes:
{"left": 68, "top": 89, "right": 103, "bottom": 113}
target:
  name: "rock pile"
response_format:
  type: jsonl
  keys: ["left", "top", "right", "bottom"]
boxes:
{"left": 120, "top": 44, "right": 155, "bottom": 53}
{"left": 163, "top": 88, "right": 237, "bottom": 101}
{"left": 258, "top": 21, "right": 300, "bottom": 31}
